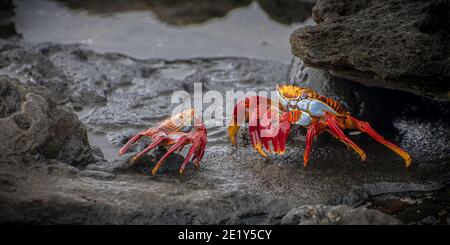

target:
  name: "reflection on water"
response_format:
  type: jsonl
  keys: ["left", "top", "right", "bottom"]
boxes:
{"left": 11, "top": 0, "right": 314, "bottom": 61}
{"left": 88, "top": 132, "right": 120, "bottom": 161}
{"left": 53, "top": 0, "right": 254, "bottom": 26}
{"left": 51, "top": 0, "right": 314, "bottom": 25}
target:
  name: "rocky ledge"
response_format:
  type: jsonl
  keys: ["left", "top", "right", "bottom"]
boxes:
{"left": 290, "top": 0, "right": 450, "bottom": 100}
{"left": 0, "top": 75, "right": 94, "bottom": 165}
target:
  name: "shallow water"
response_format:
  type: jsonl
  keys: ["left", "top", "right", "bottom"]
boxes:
{"left": 12, "top": 0, "right": 314, "bottom": 62}
{"left": 87, "top": 132, "right": 120, "bottom": 161}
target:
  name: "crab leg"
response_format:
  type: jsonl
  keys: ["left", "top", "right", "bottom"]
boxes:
{"left": 249, "top": 109, "right": 269, "bottom": 158}
{"left": 303, "top": 121, "right": 326, "bottom": 167}
{"left": 198, "top": 137, "right": 207, "bottom": 163}
{"left": 344, "top": 116, "right": 411, "bottom": 167}
{"left": 324, "top": 115, "right": 367, "bottom": 162}
{"left": 179, "top": 139, "right": 201, "bottom": 175}
{"left": 193, "top": 138, "right": 207, "bottom": 167}
{"left": 130, "top": 136, "right": 164, "bottom": 163}
{"left": 151, "top": 137, "right": 188, "bottom": 175}
{"left": 119, "top": 131, "right": 146, "bottom": 155}
{"left": 228, "top": 99, "right": 246, "bottom": 146}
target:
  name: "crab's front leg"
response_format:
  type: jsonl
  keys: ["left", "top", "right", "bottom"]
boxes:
{"left": 303, "top": 120, "right": 326, "bottom": 167}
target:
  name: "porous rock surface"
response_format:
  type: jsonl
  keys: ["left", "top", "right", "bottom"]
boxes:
{"left": 290, "top": 0, "right": 450, "bottom": 100}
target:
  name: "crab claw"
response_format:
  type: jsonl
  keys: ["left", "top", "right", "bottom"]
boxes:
{"left": 228, "top": 96, "right": 293, "bottom": 157}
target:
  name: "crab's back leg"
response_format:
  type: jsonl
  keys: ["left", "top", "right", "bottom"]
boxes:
{"left": 151, "top": 137, "right": 188, "bottom": 175}
{"left": 179, "top": 137, "right": 201, "bottom": 175}
{"left": 324, "top": 114, "right": 367, "bottom": 162}
{"left": 130, "top": 136, "right": 164, "bottom": 164}
{"left": 344, "top": 115, "right": 411, "bottom": 167}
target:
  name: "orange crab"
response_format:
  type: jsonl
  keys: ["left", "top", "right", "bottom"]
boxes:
{"left": 119, "top": 108, "right": 207, "bottom": 175}
{"left": 228, "top": 84, "right": 411, "bottom": 167}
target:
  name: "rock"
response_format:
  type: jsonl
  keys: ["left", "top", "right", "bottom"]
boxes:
{"left": 0, "top": 75, "right": 94, "bottom": 165}
{"left": 281, "top": 205, "right": 403, "bottom": 225}
{"left": 0, "top": 42, "right": 71, "bottom": 103}
{"left": 417, "top": 216, "right": 438, "bottom": 225}
{"left": 0, "top": 0, "right": 20, "bottom": 40}
{"left": 290, "top": 0, "right": 450, "bottom": 100}
{"left": 340, "top": 182, "right": 445, "bottom": 206}
{"left": 79, "top": 170, "right": 115, "bottom": 180}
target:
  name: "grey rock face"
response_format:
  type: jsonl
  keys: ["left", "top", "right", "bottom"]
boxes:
{"left": 0, "top": 75, "right": 93, "bottom": 165}
{"left": 290, "top": 0, "right": 450, "bottom": 100}
{"left": 281, "top": 205, "right": 403, "bottom": 225}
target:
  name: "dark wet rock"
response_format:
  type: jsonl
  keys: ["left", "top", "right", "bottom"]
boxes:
{"left": 0, "top": 0, "right": 14, "bottom": 19}
{"left": 359, "top": 184, "right": 450, "bottom": 224}
{"left": 0, "top": 42, "right": 70, "bottom": 103}
{"left": 257, "top": 0, "right": 315, "bottom": 24}
{"left": 0, "top": 162, "right": 290, "bottom": 224}
{"left": 281, "top": 204, "right": 403, "bottom": 225}
{"left": 340, "top": 181, "right": 445, "bottom": 206}
{"left": 0, "top": 75, "right": 93, "bottom": 165}
{"left": 290, "top": 0, "right": 450, "bottom": 100}
{"left": 0, "top": 22, "right": 20, "bottom": 40}
{"left": 79, "top": 170, "right": 115, "bottom": 180}
{"left": 86, "top": 148, "right": 193, "bottom": 175}
{"left": 0, "top": 0, "right": 20, "bottom": 40}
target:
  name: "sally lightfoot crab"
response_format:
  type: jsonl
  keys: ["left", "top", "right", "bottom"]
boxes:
{"left": 119, "top": 108, "right": 207, "bottom": 175}
{"left": 228, "top": 84, "right": 412, "bottom": 167}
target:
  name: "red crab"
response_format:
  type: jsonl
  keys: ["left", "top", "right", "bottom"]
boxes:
{"left": 227, "top": 84, "right": 412, "bottom": 167}
{"left": 118, "top": 108, "right": 207, "bottom": 175}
